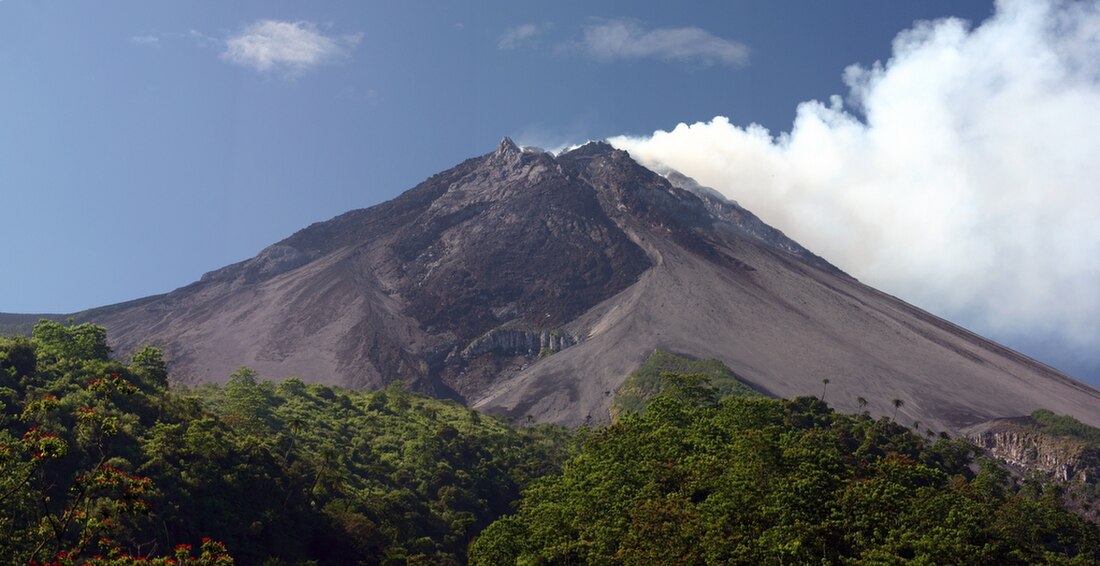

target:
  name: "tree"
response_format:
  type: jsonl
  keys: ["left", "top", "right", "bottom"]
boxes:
{"left": 129, "top": 345, "right": 168, "bottom": 390}
{"left": 892, "top": 398, "right": 904, "bottom": 421}
{"left": 221, "top": 366, "right": 270, "bottom": 436}
{"left": 820, "top": 378, "right": 831, "bottom": 401}
{"left": 658, "top": 372, "right": 718, "bottom": 406}
{"left": 0, "top": 335, "right": 36, "bottom": 383}
{"left": 856, "top": 396, "right": 868, "bottom": 412}
{"left": 32, "top": 320, "right": 111, "bottom": 364}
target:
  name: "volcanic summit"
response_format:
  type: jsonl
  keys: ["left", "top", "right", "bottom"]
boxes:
{"left": 10, "top": 138, "right": 1098, "bottom": 433}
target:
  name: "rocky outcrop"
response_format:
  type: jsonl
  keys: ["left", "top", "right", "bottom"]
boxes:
{"left": 460, "top": 328, "right": 575, "bottom": 360}
{"left": 198, "top": 244, "right": 320, "bottom": 284}
{"left": 662, "top": 170, "right": 844, "bottom": 276}
{"left": 966, "top": 418, "right": 1094, "bottom": 482}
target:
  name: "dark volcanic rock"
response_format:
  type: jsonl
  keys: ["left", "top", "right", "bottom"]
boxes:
{"left": 389, "top": 139, "right": 652, "bottom": 342}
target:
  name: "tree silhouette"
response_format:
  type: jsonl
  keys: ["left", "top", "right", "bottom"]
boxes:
{"left": 892, "top": 398, "right": 904, "bottom": 421}
{"left": 856, "top": 396, "right": 868, "bottom": 412}
{"left": 820, "top": 378, "right": 830, "bottom": 402}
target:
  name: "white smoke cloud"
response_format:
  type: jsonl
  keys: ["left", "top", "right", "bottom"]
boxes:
{"left": 609, "top": 0, "right": 1100, "bottom": 372}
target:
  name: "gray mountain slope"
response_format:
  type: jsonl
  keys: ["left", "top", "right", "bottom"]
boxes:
{"left": 3, "top": 138, "right": 1097, "bottom": 433}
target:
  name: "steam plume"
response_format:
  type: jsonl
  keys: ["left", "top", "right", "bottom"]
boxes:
{"left": 610, "top": 0, "right": 1100, "bottom": 377}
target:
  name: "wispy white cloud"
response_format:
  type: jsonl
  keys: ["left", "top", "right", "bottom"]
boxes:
{"left": 576, "top": 19, "right": 748, "bottom": 67}
{"left": 610, "top": 0, "right": 1100, "bottom": 373}
{"left": 129, "top": 35, "right": 160, "bottom": 46}
{"left": 187, "top": 29, "right": 220, "bottom": 49}
{"left": 221, "top": 20, "right": 361, "bottom": 77}
{"left": 498, "top": 23, "right": 551, "bottom": 50}
{"left": 128, "top": 30, "right": 219, "bottom": 49}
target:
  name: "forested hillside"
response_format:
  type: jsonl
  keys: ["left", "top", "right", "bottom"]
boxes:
{"left": 4, "top": 322, "right": 1100, "bottom": 565}
{"left": 0, "top": 321, "right": 572, "bottom": 565}
{"left": 471, "top": 375, "right": 1100, "bottom": 565}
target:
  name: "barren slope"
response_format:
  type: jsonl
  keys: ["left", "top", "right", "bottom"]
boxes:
{"left": 468, "top": 146, "right": 1100, "bottom": 432}
{"left": 475, "top": 228, "right": 1100, "bottom": 432}
{"left": 4, "top": 138, "right": 1097, "bottom": 434}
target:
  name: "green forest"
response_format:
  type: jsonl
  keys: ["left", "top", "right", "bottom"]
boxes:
{"left": 3, "top": 321, "right": 1100, "bottom": 565}
{"left": 1, "top": 321, "right": 570, "bottom": 564}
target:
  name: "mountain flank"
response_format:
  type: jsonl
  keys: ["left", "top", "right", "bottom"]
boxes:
{"left": 3, "top": 138, "right": 1098, "bottom": 434}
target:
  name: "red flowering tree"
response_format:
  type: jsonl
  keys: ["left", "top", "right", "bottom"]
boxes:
{"left": 9, "top": 368, "right": 233, "bottom": 564}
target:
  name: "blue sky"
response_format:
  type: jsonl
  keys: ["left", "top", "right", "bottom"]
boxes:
{"left": 8, "top": 1, "right": 1100, "bottom": 386}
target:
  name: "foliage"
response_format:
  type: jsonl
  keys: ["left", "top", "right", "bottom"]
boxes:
{"left": 9, "top": 321, "right": 1099, "bottom": 565}
{"left": 1023, "top": 410, "right": 1100, "bottom": 521}
{"left": 1029, "top": 409, "right": 1100, "bottom": 447}
{"left": 1, "top": 321, "right": 573, "bottom": 565}
{"left": 611, "top": 350, "right": 759, "bottom": 420}
{"left": 472, "top": 378, "right": 1100, "bottom": 565}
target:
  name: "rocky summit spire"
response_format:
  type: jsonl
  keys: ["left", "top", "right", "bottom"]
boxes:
{"left": 496, "top": 136, "right": 520, "bottom": 155}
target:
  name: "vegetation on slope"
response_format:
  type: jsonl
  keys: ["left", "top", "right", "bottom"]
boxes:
{"left": 1029, "top": 409, "right": 1100, "bottom": 447}
{"left": 472, "top": 375, "right": 1100, "bottom": 565}
{"left": 610, "top": 350, "right": 759, "bottom": 420}
{"left": 1023, "top": 410, "right": 1100, "bottom": 521}
{"left": 1, "top": 321, "right": 572, "bottom": 565}
{"left": 6, "top": 321, "right": 1100, "bottom": 565}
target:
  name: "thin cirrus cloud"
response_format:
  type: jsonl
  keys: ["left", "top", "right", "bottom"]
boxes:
{"left": 129, "top": 30, "right": 218, "bottom": 49}
{"left": 129, "top": 35, "right": 160, "bottom": 46}
{"left": 498, "top": 23, "right": 552, "bottom": 50}
{"left": 576, "top": 19, "right": 749, "bottom": 67}
{"left": 610, "top": 0, "right": 1100, "bottom": 373}
{"left": 221, "top": 20, "right": 362, "bottom": 77}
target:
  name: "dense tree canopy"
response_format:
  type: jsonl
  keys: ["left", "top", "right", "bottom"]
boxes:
{"left": 471, "top": 378, "right": 1100, "bottom": 565}
{"left": 5, "top": 323, "right": 1099, "bottom": 565}
{"left": 1, "top": 321, "right": 571, "bottom": 565}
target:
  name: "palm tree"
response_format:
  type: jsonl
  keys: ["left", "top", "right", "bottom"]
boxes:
{"left": 892, "top": 398, "right": 904, "bottom": 421}
{"left": 820, "top": 378, "right": 831, "bottom": 401}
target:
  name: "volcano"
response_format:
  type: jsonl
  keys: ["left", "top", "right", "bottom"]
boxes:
{"left": 7, "top": 138, "right": 1098, "bottom": 433}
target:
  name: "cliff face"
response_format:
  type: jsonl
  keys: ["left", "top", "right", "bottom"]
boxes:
{"left": 965, "top": 418, "right": 1097, "bottom": 482}
{"left": 458, "top": 328, "right": 575, "bottom": 360}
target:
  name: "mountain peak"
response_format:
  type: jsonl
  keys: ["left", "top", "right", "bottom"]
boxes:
{"left": 561, "top": 140, "right": 617, "bottom": 159}
{"left": 58, "top": 138, "right": 1100, "bottom": 433}
{"left": 496, "top": 136, "right": 520, "bottom": 155}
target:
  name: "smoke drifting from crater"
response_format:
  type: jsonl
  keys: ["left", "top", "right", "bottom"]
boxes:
{"left": 610, "top": 0, "right": 1100, "bottom": 379}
